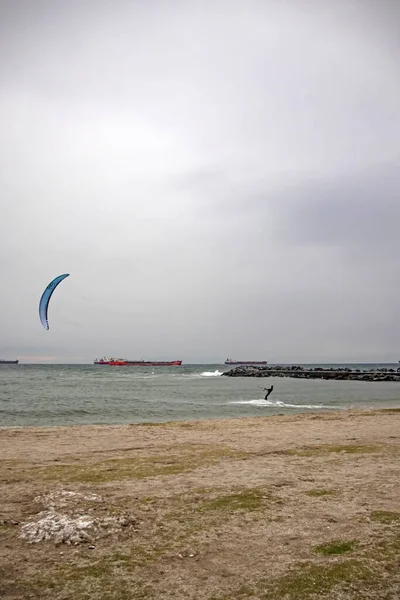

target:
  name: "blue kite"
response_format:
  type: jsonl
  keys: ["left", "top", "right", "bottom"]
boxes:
{"left": 39, "top": 274, "right": 70, "bottom": 330}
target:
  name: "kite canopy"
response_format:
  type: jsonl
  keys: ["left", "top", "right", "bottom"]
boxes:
{"left": 39, "top": 274, "right": 70, "bottom": 330}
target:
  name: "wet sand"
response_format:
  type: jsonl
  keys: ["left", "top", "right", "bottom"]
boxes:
{"left": 1, "top": 409, "right": 399, "bottom": 599}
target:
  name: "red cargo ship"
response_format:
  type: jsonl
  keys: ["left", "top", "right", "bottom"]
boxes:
{"left": 94, "top": 357, "right": 182, "bottom": 366}
{"left": 109, "top": 360, "right": 182, "bottom": 367}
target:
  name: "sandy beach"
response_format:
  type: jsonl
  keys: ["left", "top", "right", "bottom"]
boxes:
{"left": 1, "top": 408, "right": 399, "bottom": 599}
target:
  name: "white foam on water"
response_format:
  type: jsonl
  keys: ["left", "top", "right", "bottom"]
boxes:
{"left": 229, "top": 398, "right": 339, "bottom": 409}
{"left": 201, "top": 370, "right": 223, "bottom": 377}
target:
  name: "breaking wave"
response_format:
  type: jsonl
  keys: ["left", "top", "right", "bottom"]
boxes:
{"left": 201, "top": 370, "right": 223, "bottom": 377}
{"left": 228, "top": 398, "right": 340, "bottom": 410}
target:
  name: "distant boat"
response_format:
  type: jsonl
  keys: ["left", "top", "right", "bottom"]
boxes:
{"left": 94, "top": 357, "right": 122, "bottom": 365}
{"left": 0, "top": 359, "right": 19, "bottom": 364}
{"left": 110, "top": 360, "right": 182, "bottom": 367}
{"left": 94, "top": 357, "right": 182, "bottom": 366}
{"left": 224, "top": 359, "right": 268, "bottom": 365}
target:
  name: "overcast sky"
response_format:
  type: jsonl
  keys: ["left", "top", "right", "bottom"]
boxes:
{"left": 1, "top": 0, "right": 399, "bottom": 364}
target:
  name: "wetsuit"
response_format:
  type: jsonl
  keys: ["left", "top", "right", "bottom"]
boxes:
{"left": 264, "top": 386, "right": 273, "bottom": 399}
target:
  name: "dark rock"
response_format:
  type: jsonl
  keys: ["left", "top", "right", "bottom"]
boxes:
{"left": 222, "top": 364, "right": 400, "bottom": 383}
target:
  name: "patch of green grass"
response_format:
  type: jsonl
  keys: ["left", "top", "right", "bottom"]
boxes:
{"left": 268, "top": 560, "right": 372, "bottom": 599}
{"left": 31, "top": 447, "right": 243, "bottom": 484}
{"left": 214, "top": 530, "right": 400, "bottom": 599}
{"left": 370, "top": 510, "right": 400, "bottom": 524}
{"left": 64, "top": 546, "right": 165, "bottom": 577}
{"left": 153, "top": 486, "right": 281, "bottom": 541}
{"left": 24, "top": 548, "right": 161, "bottom": 598}
{"left": 30, "top": 571, "right": 151, "bottom": 600}
{"left": 325, "top": 444, "right": 380, "bottom": 454}
{"left": 305, "top": 488, "right": 337, "bottom": 497}
{"left": 60, "top": 561, "right": 109, "bottom": 581}
{"left": 313, "top": 539, "right": 358, "bottom": 556}
{"left": 279, "top": 444, "right": 381, "bottom": 457}
{"left": 213, "top": 560, "right": 373, "bottom": 600}
{"left": 199, "top": 488, "right": 270, "bottom": 513}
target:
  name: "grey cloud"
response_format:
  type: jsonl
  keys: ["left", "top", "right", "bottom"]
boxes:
{"left": 270, "top": 164, "right": 400, "bottom": 250}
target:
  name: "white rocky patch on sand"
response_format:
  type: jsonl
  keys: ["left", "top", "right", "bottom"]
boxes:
{"left": 20, "top": 511, "right": 132, "bottom": 545}
{"left": 19, "top": 488, "right": 134, "bottom": 545}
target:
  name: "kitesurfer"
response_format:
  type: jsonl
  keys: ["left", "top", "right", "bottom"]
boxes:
{"left": 263, "top": 385, "right": 273, "bottom": 400}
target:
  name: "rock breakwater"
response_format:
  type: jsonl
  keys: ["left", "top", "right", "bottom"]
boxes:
{"left": 223, "top": 365, "right": 400, "bottom": 382}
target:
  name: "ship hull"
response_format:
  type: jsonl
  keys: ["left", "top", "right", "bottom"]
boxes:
{"left": 224, "top": 360, "right": 268, "bottom": 365}
{"left": 0, "top": 360, "right": 19, "bottom": 364}
{"left": 110, "top": 360, "right": 182, "bottom": 367}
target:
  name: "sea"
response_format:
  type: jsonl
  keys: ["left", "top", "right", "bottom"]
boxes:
{"left": 1, "top": 363, "right": 400, "bottom": 428}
